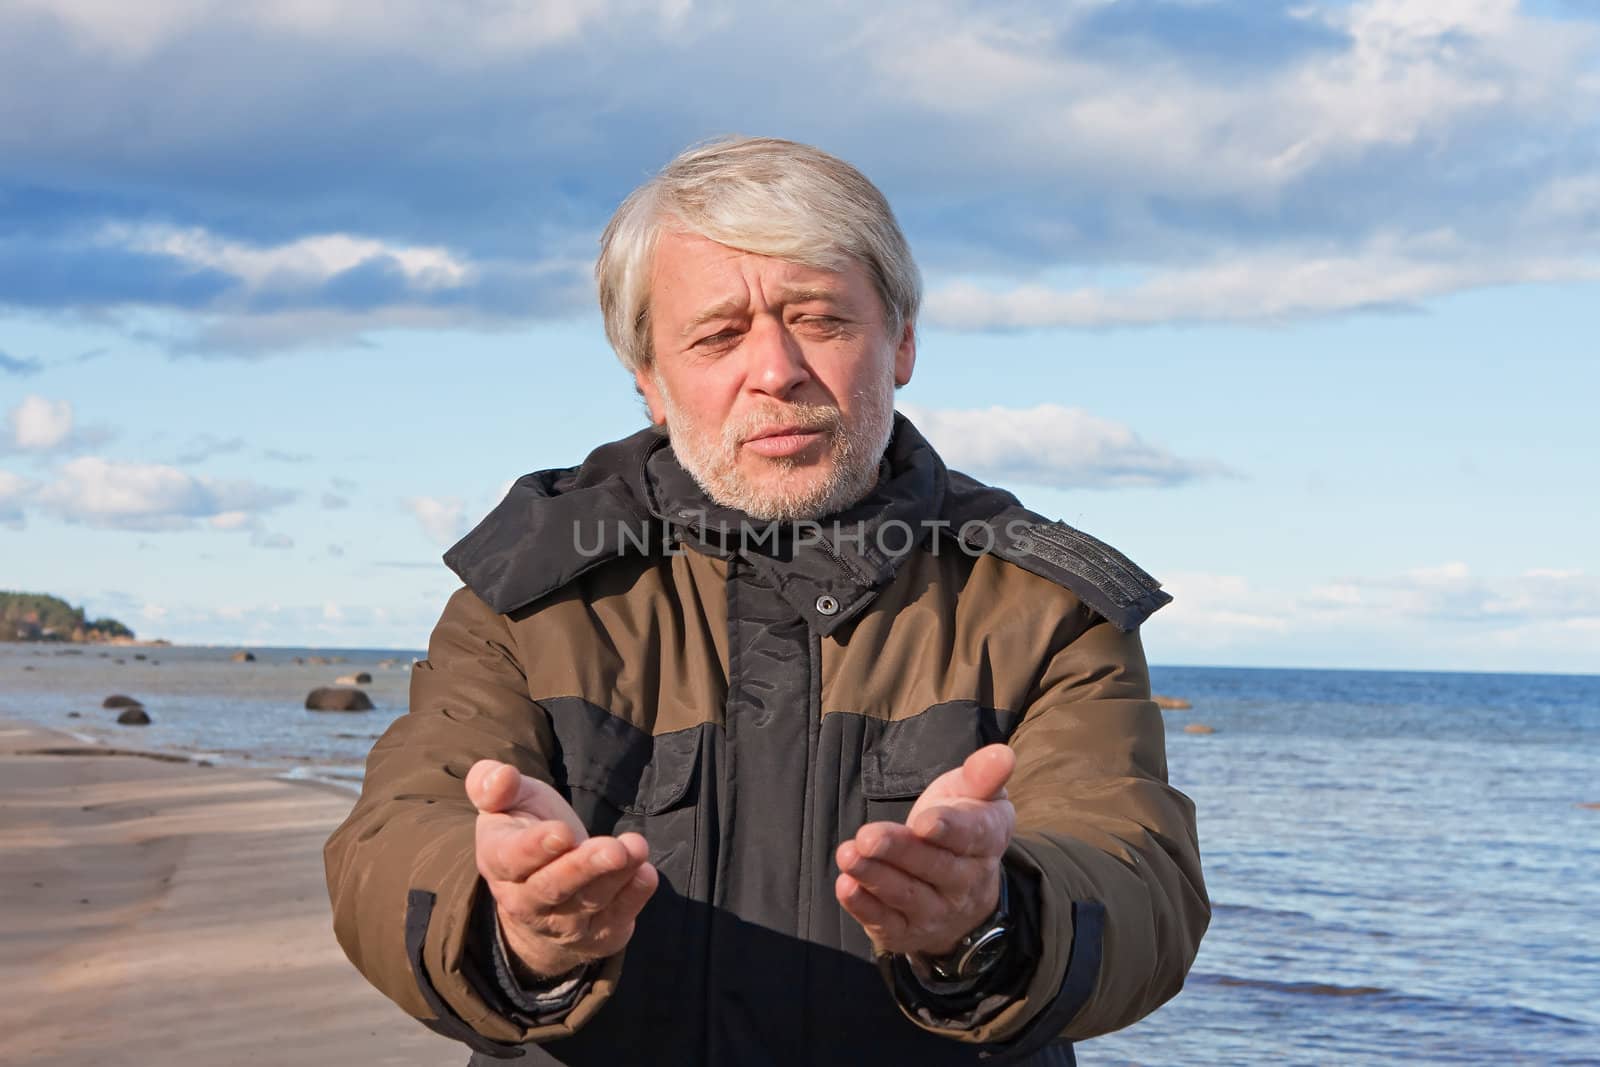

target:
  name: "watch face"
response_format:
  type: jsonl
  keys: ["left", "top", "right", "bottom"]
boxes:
{"left": 960, "top": 927, "right": 1010, "bottom": 978}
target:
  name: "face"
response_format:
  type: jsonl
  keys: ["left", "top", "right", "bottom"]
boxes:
{"left": 636, "top": 228, "right": 916, "bottom": 521}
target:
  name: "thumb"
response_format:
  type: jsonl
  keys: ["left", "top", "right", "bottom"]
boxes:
{"left": 466, "top": 760, "right": 589, "bottom": 841}
{"left": 954, "top": 743, "right": 1015, "bottom": 801}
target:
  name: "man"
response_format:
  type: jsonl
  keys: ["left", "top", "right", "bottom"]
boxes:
{"left": 326, "top": 136, "right": 1208, "bottom": 1066}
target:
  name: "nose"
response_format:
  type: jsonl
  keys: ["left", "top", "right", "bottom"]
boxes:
{"left": 744, "top": 315, "right": 811, "bottom": 399}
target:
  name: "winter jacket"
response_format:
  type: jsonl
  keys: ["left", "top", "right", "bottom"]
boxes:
{"left": 324, "top": 413, "right": 1209, "bottom": 1066}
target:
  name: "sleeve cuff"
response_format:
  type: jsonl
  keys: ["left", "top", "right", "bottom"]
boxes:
{"left": 469, "top": 888, "right": 596, "bottom": 1025}
{"left": 886, "top": 866, "right": 1039, "bottom": 1031}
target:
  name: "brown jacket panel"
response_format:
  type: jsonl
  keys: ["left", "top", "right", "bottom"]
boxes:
{"left": 821, "top": 549, "right": 1089, "bottom": 722}
{"left": 507, "top": 547, "right": 731, "bottom": 736}
{"left": 325, "top": 587, "right": 625, "bottom": 1046}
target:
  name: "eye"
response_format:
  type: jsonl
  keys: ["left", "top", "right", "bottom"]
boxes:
{"left": 695, "top": 329, "right": 738, "bottom": 347}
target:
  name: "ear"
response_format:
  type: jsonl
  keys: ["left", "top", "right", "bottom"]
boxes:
{"left": 633, "top": 365, "right": 668, "bottom": 426}
{"left": 892, "top": 320, "right": 916, "bottom": 388}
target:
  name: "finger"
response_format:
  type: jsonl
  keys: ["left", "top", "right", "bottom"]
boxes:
{"left": 467, "top": 759, "right": 518, "bottom": 811}
{"left": 956, "top": 743, "right": 1016, "bottom": 801}
{"left": 850, "top": 822, "right": 988, "bottom": 889}
{"left": 839, "top": 855, "right": 945, "bottom": 923}
{"left": 477, "top": 815, "right": 578, "bottom": 883}
{"left": 590, "top": 861, "right": 659, "bottom": 928}
{"left": 909, "top": 797, "right": 1015, "bottom": 858}
{"left": 572, "top": 864, "right": 657, "bottom": 959}
{"left": 554, "top": 837, "right": 653, "bottom": 915}
{"left": 468, "top": 761, "right": 589, "bottom": 841}
{"left": 519, "top": 836, "right": 645, "bottom": 912}
{"left": 835, "top": 873, "right": 908, "bottom": 944}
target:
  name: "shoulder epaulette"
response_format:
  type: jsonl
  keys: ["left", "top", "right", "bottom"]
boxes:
{"left": 960, "top": 506, "right": 1173, "bottom": 632}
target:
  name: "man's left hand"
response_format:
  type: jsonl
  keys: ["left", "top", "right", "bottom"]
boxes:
{"left": 835, "top": 743, "right": 1016, "bottom": 958}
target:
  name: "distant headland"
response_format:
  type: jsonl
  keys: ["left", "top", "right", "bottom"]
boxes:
{"left": 0, "top": 591, "right": 162, "bottom": 645}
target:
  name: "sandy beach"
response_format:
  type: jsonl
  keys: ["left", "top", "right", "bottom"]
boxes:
{"left": 0, "top": 717, "right": 463, "bottom": 1067}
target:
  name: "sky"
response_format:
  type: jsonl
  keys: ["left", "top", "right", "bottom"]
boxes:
{"left": 2, "top": 0, "right": 1597, "bottom": 673}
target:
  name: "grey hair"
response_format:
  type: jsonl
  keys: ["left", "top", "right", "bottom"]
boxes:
{"left": 596, "top": 136, "right": 922, "bottom": 375}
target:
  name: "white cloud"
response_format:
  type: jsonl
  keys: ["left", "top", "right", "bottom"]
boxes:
{"left": 1145, "top": 562, "right": 1600, "bottom": 671}
{"left": 3, "top": 0, "right": 1597, "bottom": 345}
{"left": 407, "top": 495, "right": 467, "bottom": 547}
{"left": 1153, "top": 572, "right": 1293, "bottom": 645}
{"left": 1301, "top": 562, "right": 1600, "bottom": 623}
{"left": 208, "top": 510, "right": 255, "bottom": 531}
{"left": 876, "top": 0, "right": 1598, "bottom": 198}
{"left": 33, "top": 457, "right": 296, "bottom": 531}
{"left": 108, "top": 224, "right": 474, "bottom": 293}
{"left": 14, "top": 0, "right": 692, "bottom": 62}
{"left": 2, "top": 395, "right": 117, "bottom": 457}
{"left": 926, "top": 235, "right": 1600, "bottom": 330}
{"left": 7, "top": 395, "right": 73, "bottom": 450}
{"left": 900, "top": 404, "right": 1228, "bottom": 489}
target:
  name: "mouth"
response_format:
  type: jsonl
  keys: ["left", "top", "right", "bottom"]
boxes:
{"left": 742, "top": 425, "right": 830, "bottom": 458}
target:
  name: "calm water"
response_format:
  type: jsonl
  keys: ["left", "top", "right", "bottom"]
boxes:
{"left": 3, "top": 646, "right": 1597, "bottom": 1065}
{"left": 0, "top": 642, "right": 418, "bottom": 786}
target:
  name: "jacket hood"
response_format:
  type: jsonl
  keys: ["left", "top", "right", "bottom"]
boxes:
{"left": 444, "top": 412, "right": 1171, "bottom": 633}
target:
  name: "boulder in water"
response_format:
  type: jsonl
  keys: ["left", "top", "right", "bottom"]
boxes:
{"left": 231, "top": 650, "right": 256, "bottom": 663}
{"left": 1153, "top": 694, "right": 1192, "bottom": 710}
{"left": 305, "top": 687, "right": 374, "bottom": 712}
{"left": 116, "top": 707, "right": 151, "bottom": 726}
{"left": 102, "top": 694, "right": 142, "bottom": 709}
{"left": 1183, "top": 723, "right": 1215, "bottom": 735}
{"left": 336, "top": 671, "right": 373, "bottom": 685}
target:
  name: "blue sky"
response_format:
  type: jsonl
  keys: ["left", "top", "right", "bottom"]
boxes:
{"left": 2, "top": 0, "right": 1597, "bottom": 673}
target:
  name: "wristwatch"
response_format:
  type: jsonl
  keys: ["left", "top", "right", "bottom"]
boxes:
{"left": 919, "top": 870, "right": 1013, "bottom": 982}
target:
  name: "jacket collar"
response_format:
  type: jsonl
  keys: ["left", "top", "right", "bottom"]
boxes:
{"left": 642, "top": 413, "right": 956, "bottom": 634}
{"left": 444, "top": 412, "right": 1013, "bottom": 628}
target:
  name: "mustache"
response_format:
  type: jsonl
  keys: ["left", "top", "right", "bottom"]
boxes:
{"left": 723, "top": 403, "right": 842, "bottom": 447}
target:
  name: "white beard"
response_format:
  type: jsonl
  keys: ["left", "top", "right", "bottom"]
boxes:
{"left": 654, "top": 370, "right": 895, "bottom": 521}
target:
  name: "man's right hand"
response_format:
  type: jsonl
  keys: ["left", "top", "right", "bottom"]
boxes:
{"left": 467, "top": 759, "right": 658, "bottom": 982}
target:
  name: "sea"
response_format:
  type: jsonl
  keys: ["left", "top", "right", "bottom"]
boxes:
{"left": 2, "top": 644, "right": 1597, "bottom": 1066}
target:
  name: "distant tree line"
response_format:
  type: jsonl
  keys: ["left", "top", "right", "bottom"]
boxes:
{"left": 1, "top": 591, "right": 135, "bottom": 643}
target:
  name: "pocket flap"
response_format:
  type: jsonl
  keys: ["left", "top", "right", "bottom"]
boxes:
{"left": 544, "top": 697, "right": 699, "bottom": 814}
{"left": 860, "top": 701, "right": 1015, "bottom": 800}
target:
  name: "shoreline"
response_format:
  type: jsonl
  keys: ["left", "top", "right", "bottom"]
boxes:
{"left": 0, "top": 716, "right": 460, "bottom": 1066}
{"left": 19, "top": 719, "right": 371, "bottom": 796}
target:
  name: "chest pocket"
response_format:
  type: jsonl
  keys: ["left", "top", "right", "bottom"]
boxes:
{"left": 860, "top": 700, "right": 1018, "bottom": 826}
{"left": 540, "top": 697, "right": 703, "bottom": 888}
